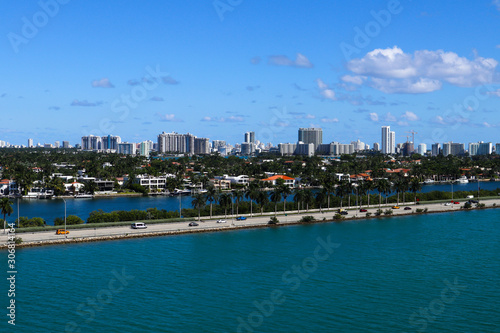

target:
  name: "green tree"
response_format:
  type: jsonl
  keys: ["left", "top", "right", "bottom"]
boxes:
{"left": 409, "top": 178, "right": 422, "bottom": 204}
{"left": 54, "top": 215, "right": 84, "bottom": 226}
{"left": 191, "top": 193, "right": 206, "bottom": 221}
{"left": 256, "top": 191, "right": 269, "bottom": 215}
{"left": 0, "top": 198, "right": 13, "bottom": 233}
{"left": 205, "top": 186, "right": 218, "bottom": 218}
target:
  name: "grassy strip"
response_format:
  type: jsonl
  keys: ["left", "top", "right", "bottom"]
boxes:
{"left": 14, "top": 217, "right": 190, "bottom": 233}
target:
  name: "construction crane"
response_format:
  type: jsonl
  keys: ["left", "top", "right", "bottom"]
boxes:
{"left": 406, "top": 130, "right": 418, "bottom": 144}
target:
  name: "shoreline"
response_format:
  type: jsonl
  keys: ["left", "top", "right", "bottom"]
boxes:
{"left": 2, "top": 198, "right": 499, "bottom": 249}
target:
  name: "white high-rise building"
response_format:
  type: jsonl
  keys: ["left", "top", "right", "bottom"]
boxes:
{"left": 469, "top": 142, "right": 480, "bottom": 156}
{"left": 478, "top": 142, "right": 492, "bottom": 155}
{"left": 298, "top": 128, "right": 322, "bottom": 149}
{"left": 244, "top": 131, "right": 255, "bottom": 144}
{"left": 373, "top": 142, "right": 380, "bottom": 151}
{"left": 418, "top": 143, "right": 427, "bottom": 155}
{"left": 28, "top": 138, "right": 33, "bottom": 148}
{"left": 381, "top": 126, "right": 391, "bottom": 154}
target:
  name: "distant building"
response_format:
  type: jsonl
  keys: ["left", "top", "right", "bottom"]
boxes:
{"left": 373, "top": 142, "right": 380, "bottom": 152}
{"left": 140, "top": 140, "right": 153, "bottom": 157}
{"left": 468, "top": 142, "right": 480, "bottom": 156}
{"left": 381, "top": 126, "right": 395, "bottom": 154}
{"left": 62, "top": 141, "right": 70, "bottom": 148}
{"left": 101, "top": 135, "right": 121, "bottom": 150}
{"left": 28, "top": 138, "right": 33, "bottom": 148}
{"left": 443, "top": 142, "right": 465, "bottom": 156}
{"left": 118, "top": 142, "right": 135, "bottom": 155}
{"left": 241, "top": 142, "right": 256, "bottom": 155}
{"left": 402, "top": 142, "right": 414, "bottom": 156}
{"left": 478, "top": 142, "right": 493, "bottom": 155}
{"left": 298, "top": 128, "right": 322, "bottom": 149}
{"left": 496, "top": 143, "right": 500, "bottom": 154}
{"left": 157, "top": 132, "right": 209, "bottom": 155}
{"left": 244, "top": 131, "right": 255, "bottom": 144}
{"left": 260, "top": 175, "right": 295, "bottom": 188}
{"left": 54, "top": 141, "right": 60, "bottom": 148}
{"left": 417, "top": 143, "right": 427, "bottom": 155}
{"left": 431, "top": 143, "right": 440, "bottom": 156}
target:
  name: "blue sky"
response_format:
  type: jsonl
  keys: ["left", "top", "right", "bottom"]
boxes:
{"left": 1, "top": 0, "right": 499, "bottom": 147}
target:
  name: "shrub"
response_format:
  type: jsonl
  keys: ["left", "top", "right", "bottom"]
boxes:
{"left": 477, "top": 203, "right": 485, "bottom": 208}
{"left": 366, "top": 212, "right": 372, "bottom": 217}
{"left": 54, "top": 215, "right": 84, "bottom": 226}
{"left": 424, "top": 208, "right": 428, "bottom": 213}
{"left": 300, "top": 216, "right": 315, "bottom": 223}
{"left": 384, "top": 209, "right": 393, "bottom": 215}
{"left": 268, "top": 216, "right": 279, "bottom": 224}
{"left": 14, "top": 237, "right": 23, "bottom": 244}
{"left": 16, "top": 217, "right": 46, "bottom": 228}
{"left": 333, "top": 213, "right": 344, "bottom": 220}
{"left": 463, "top": 202, "right": 472, "bottom": 210}
{"left": 416, "top": 209, "right": 424, "bottom": 213}
{"left": 375, "top": 209, "right": 383, "bottom": 216}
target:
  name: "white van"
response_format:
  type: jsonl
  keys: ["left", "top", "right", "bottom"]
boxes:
{"left": 466, "top": 195, "right": 474, "bottom": 199}
{"left": 131, "top": 222, "right": 147, "bottom": 229}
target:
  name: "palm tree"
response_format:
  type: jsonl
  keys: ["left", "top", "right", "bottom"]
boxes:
{"left": 244, "top": 181, "right": 259, "bottom": 217}
{"left": 280, "top": 184, "right": 292, "bottom": 215}
{"left": 302, "top": 189, "right": 314, "bottom": 211}
{"left": 191, "top": 193, "right": 206, "bottom": 221}
{"left": 409, "top": 178, "right": 423, "bottom": 205}
{"left": 218, "top": 192, "right": 231, "bottom": 218}
{"left": 323, "top": 179, "right": 335, "bottom": 210}
{"left": 315, "top": 189, "right": 327, "bottom": 213}
{"left": 270, "top": 188, "right": 282, "bottom": 217}
{"left": 393, "top": 177, "right": 407, "bottom": 205}
{"left": 375, "top": 179, "right": 391, "bottom": 208}
{"left": 1, "top": 198, "right": 14, "bottom": 234}
{"left": 205, "top": 186, "right": 218, "bottom": 218}
{"left": 232, "top": 189, "right": 244, "bottom": 216}
{"left": 293, "top": 188, "right": 304, "bottom": 213}
{"left": 256, "top": 191, "right": 269, "bottom": 215}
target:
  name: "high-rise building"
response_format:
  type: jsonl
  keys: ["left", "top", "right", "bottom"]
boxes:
{"left": 241, "top": 142, "right": 256, "bottom": 155}
{"left": 402, "top": 142, "right": 414, "bottom": 156}
{"left": 62, "top": 141, "right": 70, "bottom": 148}
{"left": 157, "top": 132, "right": 209, "bottom": 155}
{"left": 478, "top": 142, "right": 492, "bottom": 155}
{"left": 468, "top": 142, "right": 480, "bottom": 156}
{"left": 101, "top": 135, "right": 121, "bottom": 150}
{"left": 381, "top": 126, "right": 396, "bottom": 154}
{"left": 279, "top": 143, "right": 297, "bottom": 156}
{"left": 54, "top": 141, "right": 60, "bottom": 148}
{"left": 443, "top": 142, "right": 464, "bottom": 156}
{"left": 417, "top": 143, "right": 427, "bottom": 155}
{"left": 432, "top": 143, "right": 440, "bottom": 156}
{"left": 496, "top": 143, "right": 500, "bottom": 154}
{"left": 244, "top": 131, "right": 255, "bottom": 144}
{"left": 118, "top": 142, "right": 135, "bottom": 155}
{"left": 28, "top": 138, "right": 33, "bottom": 148}
{"left": 81, "top": 135, "right": 102, "bottom": 151}
{"left": 140, "top": 140, "right": 153, "bottom": 157}
{"left": 298, "top": 128, "right": 322, "bottom": 148}
{"left": 373, "top": 142, "right": 380, "bottom": 151}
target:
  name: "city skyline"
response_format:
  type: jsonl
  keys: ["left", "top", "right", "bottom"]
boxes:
{"left": 1, "top": 1, "right": 500, "bottom": 146}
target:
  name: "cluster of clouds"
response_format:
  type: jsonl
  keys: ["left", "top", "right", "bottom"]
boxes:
{"left": 156, "top": 113, "right": 183, "bottom": 122}
{"left": 369, "top": 110, "right": 419, "bottom": 126}
{"left": 251, "top": 53, "right": 314, "bottom": 68}
{"left": 343, "top": 46, "right": 498, "bottom": 94}
{"left": 201, "top": 116, "right": 245, "bottom": 123}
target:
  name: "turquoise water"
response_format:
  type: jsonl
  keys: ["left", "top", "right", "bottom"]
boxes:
{"left": 1, "top": 209, "right": 500, "bottom": 332}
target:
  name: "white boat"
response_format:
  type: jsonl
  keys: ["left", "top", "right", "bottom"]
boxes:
{"left": 74, "top": 194, "right": 94, "bottom": 198}
{"left": 456, "top": 176, "right": 469, "bottom": 184}
{"left": 172, "top": 188, "right": 191, "bottom": 196}
{"left": 423, "top": 179, "right": 435, "bottom": 184}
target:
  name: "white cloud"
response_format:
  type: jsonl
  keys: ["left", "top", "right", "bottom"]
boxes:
{"left": 91, "top": 78, "right": 114, "bottom": 88}
{"left": 401, "top": 111, "right": 419, "bottom": 121}
{"left": 483, "top": 121, "right": 492, "bottom": 128}
{"left": 201, "top": 116, "right": 244, "bottom": 123}
{"left": 397, "top": 121, "right": 409, "bottom": 126}
{"left": 341, "top": 75, "right": 365, "bottom": 85}
{"left": 316, "top": 79, "right": 336, "bottom": 100}
{"left": 320, "top": 117, "right": 339, "bottom": 123}
{"left": 157, "top": 113, "right": 182, "bottom": 122}
{"left": 347, "top": 46, "right": 498, "bottom": 93}
{"left": 494, "top": 0, "right": 500, "bottom": 11}
{"left": 385, "top": 112, "right": 397, "bottom": 122}
{"left": 486, "top": 88, "right": 500, "bottom": 97}
{"left": 369, "top": 112, "right": 379, "bottom": 122}
{"left": 305, "top": 114, "right": 316, "bottom": 119}
{"left": 434, "top": 116, "right": 447, "bottom": 125}
{"left": 70, "top": 100, "right": 102, "bottom": 107}
{"left": 268, "top": 53, "right": 313, "bottom": 68}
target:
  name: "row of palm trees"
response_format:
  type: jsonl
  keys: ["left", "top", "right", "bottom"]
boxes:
{"left": 190, "top": 175, "right": 424, "bottom": 220}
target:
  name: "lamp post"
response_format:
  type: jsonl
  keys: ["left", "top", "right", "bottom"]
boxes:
{"left": 231, "top": 192, "right": 234, "bottom": 225}
{"left": 62, "top": 198, "right": 67, "bottom": 233}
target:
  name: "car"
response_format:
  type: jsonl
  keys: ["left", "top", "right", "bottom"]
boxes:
{"left": 131, "top": 222, "right": 147, "bottom": 229}
{"left": 188, "top": 222, "right": 199, "bottom": 227}
{"left": 216, "top": 219, "right": 227, "bottom": 223}
{"left": 404, "top": 207, "right": 412, "bottom": 210}
{"left": 392, "top": 206, "right": 400, "bottom": 209}
{"left": 56, "top": 229, "right": 69, "bottom": 235}
{"left": 453, "top": 201, "right": 460, "bottom": 204}
{"left": 444, "top": 202, "right": 452, "bottom": 206}
{"left": 359, "top": 209, "right": 367, "bottom": 212}
{"left": 340, "top": 211, "right": 348, "bottom": 215}
{"left": 469, "top": 200, "right": 479, "bottom": 204}
{"left": 466, "top": 195, "right": 474, "bottom": 199}
{"left": 236, "top": 216, "right": 247, "bottom": 221}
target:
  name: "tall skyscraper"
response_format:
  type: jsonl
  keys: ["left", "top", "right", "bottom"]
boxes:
{"left": 157, "top": 132, "right": 209, "bottom": 155}
{"left": 244, "top": 131, "right": 255, "bottom": 144}
{"left": 373, "top": 142, "right": 380, "bottom": 151}
{"left": 469, "top": 142, "right": 480, "bottom": 156}
{"left": 443, "top": 142, "right": 465, "bottom": 156}
{"left": 62, "top": 141, "right": 70, "bottom": 148}
{"left": 418, "top": 143, "right": 427, "bottom": 155}
{"left": 298, "top": 128, "right": 322, "bottom": 148}
{"left": 478, "top": 142, "right": 492, "bottom": 155}
{"left": 432, "top": 143, "right": 440, "bottom": 156}
{"left": 381, "top": 126, "right": 395, "bottom": 154}
{"left": 496, "top": 143, "right": 500, "bottom": 154}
